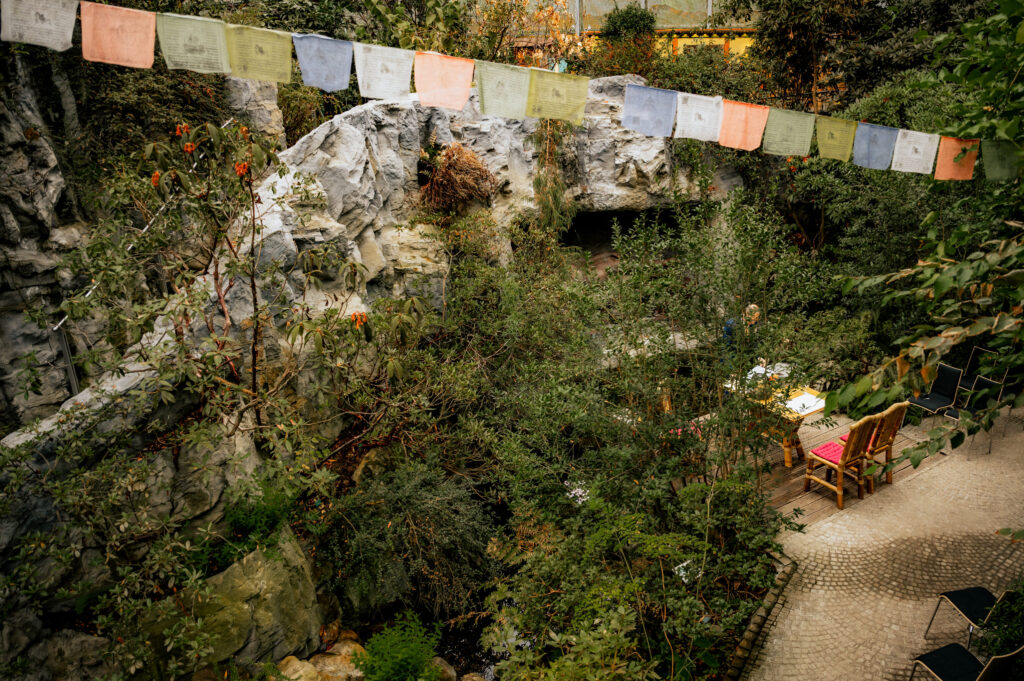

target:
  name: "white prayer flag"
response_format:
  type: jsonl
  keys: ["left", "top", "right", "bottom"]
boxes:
{"left": 156, "top": 14, "right": 230, "bottom": 74}
{"left": 1, "top": 0, "right": 78, "bottom": 52}
{"left": 891, "top": 129, "right": 940, "bottom": 175}
{"left": 353, "top": 42, "right": 415, "bottom": 100}
{"left": 674, "top": 92, "right": 722, "bottom": 142}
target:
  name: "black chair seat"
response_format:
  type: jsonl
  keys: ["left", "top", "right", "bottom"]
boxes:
{"left": 910, "top": 393, "right": 954, "bottom": 413}
{"left": 915, "top": 643, "right": 984, "bottom": 681}
{"left": 943, "top": 587, "right": 998, "bottom": 624}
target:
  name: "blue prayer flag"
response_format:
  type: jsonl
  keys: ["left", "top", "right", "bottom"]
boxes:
{"left": 293, "top": 34, "right": 353, "bottom": 92}
{"left": 852, "top": 123, "right": 898, "bottom": 170}
{"left": 621, "top": 84, "right": 677, "bottom": 138}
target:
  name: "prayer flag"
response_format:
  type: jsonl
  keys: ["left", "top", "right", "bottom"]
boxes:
{"left": 762, "top": 108, "right": 815, "bottom": 157}
{"left": 981, "top": 140, "right": 1021, "bottom": 181}
{"left": 673, "top": 92, "right": 722, "bottom": 142}
{"left": 1, "top": 0, "right": 77, "bottom": 51}
{"left": 934, "top": 137, "right": 979, "bottom": 181}
{"left": 293, "top": 34, "right": 352, "bottom": 92}
{"left": 156, "top": 14, "right": 230, "bottom": 74}
{"left": 890, "top": 129, "right": 939, "bottom": 175}
{"left": 225, "top": 24, "right": 292, "bottom": 83}
{"left": 815, "top": 117, "right": 857, "bottom": 162}
{"left": 475, "top": 60, "right": 531, "bottom": 119}
{"left": 852, "top": 123, "right": 898, "bottom": 170}
{"left": 621, "top": 83, "right": 677, "bottom": 138}
{"left": 718, "top": 100, "right": 770, "bottom": 151}
{"left": 525, "top": 69, "right": 589, "bottom": 125}
{"left": 354, "top": 43, "right": 415, "bottom": 100}
{"left": 80, "top": 2, "right": 155, "bottom": 69}
{"left": 414, "top": 51, "right": 474, "bottom": 110}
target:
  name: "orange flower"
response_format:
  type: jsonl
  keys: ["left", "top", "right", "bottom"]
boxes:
{"left": 240, "top": 126, "right": 249, "bottom": 140}
{"left": 234, "top": 161, "right": 249, "bottom": 177}
{"left": 183, "top": 142, "right": 196, "bottom": 154}
{"left": 151, "top": 170, "right": 160, "bottom": 187}
{"left": 350, "top": 312, "right": 368, "bottom": 329}
{"left": 182, "top": 123, "right": 190, "bottom": 134}
{"left": 175, "top": 124, "right": 182, "bottom": 137}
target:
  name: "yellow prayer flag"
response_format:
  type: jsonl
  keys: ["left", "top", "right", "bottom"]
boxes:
{"left": 525, "top": 69, "right": 589, "bottom": 125}
{"left": 225, "top": 24, "right": 292, "bottom": 83}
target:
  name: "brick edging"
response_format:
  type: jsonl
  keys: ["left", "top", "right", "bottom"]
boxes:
{"left": 724, "top": 551, "right": 797, "bottom": 680}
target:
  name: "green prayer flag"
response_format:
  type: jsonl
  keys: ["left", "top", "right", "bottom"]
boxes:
{"left": 525, "top": 69, "right": 589, "bottom": 125}
{"left": 157, "top": 14, "right": 230, "bottom": 74}
{"left": 225, "top": 24, "right": 292, "bottom": 83}
{"left": 981, "top": 139, "right": 1021, "bottom": 181}
{"left": 815, "top": 117, "right": 858, "bottom": 162}
{"left": 475, "top": 60, "right": 531, "bottom": 119}
{"left": 762, "top": 108, "right": 815, "bottom": 156}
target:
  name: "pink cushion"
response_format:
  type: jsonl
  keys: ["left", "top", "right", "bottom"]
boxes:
{"left": 811, "top": 440, "right": 844, "bottom": 464}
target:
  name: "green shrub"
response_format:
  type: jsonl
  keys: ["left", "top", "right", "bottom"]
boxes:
{"left": 600, "top": 2, "right": 657, "bottom": 40}
{"left": 354, "top": 612, "right": 442, "bottom": 681}
{"left": 314, "top": 461, "right": 495, "bottom": 618}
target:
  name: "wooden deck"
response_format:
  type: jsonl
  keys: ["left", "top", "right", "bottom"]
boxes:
{"left": 763, "top": 412, "right": 949, "bottom": 527}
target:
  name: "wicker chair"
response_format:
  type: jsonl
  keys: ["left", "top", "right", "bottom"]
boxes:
{"left": 803, "top": 412, "right": 881, "bottom": 509}
{"left": 840, "top": 401, "right": 910, "bottom": 491}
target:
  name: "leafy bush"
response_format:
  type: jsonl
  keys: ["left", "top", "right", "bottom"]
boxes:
{"left": 600, "top": 2, "right": 657, "bottom": 40}
{"left": 314, "top": 460, "right": 495, "bottom": 618}
{"left": 354, "top": 612, "right": 442, "bottom": 681}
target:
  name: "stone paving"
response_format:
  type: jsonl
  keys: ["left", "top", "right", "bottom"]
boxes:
{"left": 742, "top": 415, "right": 1024, "bottom": 681}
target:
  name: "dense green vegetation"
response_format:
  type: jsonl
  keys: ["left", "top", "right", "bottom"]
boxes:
{"left": 2, "top": 0, "right": 1022, "bottom": 679}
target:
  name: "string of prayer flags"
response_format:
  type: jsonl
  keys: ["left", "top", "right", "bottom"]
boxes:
{"left": 852, "top": 122, "right": 898, "bottom": 170}
{"left": 980, "top": 140, "right": 1021, "bottom": 181}
{"left": 1, "top": 0, "right": 78, "bottom": 52}
{"left": 621, "top": 84, "right": 677, "bottom": 138}
{"left": 674, "top": 93, "right": 722, "bottom": 142}
{"left": 414, "top": 52, "right": 475, "bottom": 111}
{"left": 354, "top": 43, "right": 415, "bottom": 100}
{"left": 934, "top": 137, "right": 979, "bottom": 181}
{"left": 815, "top": 117, "right": 857, "bottom": 161}
{"left": 225, "top": 25, "right": 292, "bottom": 83}
{"left": 718, "top": 100, "right": 770, "bottom": 151}
{"left": 80, "top": 2, "right": 155, "bottom": 69}
{"left": 762, "top": 108, "right": 815, "bottom": 157}
{"left": 156, "top": 14, "right": 230, "bottom": 74}
{"left": 475, "top": 60, "right": 531, "bottom": 119}
{"left": 891, "top": 129, "right": 940, "bottom": 175}
{"left": 525, "top": 69, "right": 590, "bottom": 125}
{"left": 293, "top": 34, "right": 352, "bottom": 92}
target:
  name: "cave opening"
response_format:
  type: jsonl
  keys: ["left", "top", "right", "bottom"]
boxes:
{"left": 561, "top": 208, "right": 676, "bottom": 276}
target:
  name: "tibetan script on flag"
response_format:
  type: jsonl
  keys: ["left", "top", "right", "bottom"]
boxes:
{"left": 525, "top": 69, "right": 589, "bottom": 125}
{"left": 226, "top": 25, "right": 292, "bottom": 83}
{"left": 415, "top": 52, "right": 475, "bottom": 111}
{"left": 354, "top": 43, "right": 415, "bottom": 100}
{"left": 81, "top": 2, "right": 156, "bottom": 69}
{"left": 891, "top": 129, "right": 939, "bottom": 175}
{"left": 156, "top": 14, "right": 230, "bottom": 74}
{"left": 674, "top": 93, "right": 722, "bottom": 142}
{"left": 475, "top": 61, "right": 531, "bottom": 120}
{"left": 1, "top": 0, "right": 78, "bottom": 51}
{"left": 621, "top": 84, "right": 677, "bottom": 138}
{"left": 718, "top": 100, "right": 769, "bottom": 151}
{"left": 815, "top": 117, "right": 857, "bottom": 162}
{"left": 293, "top": 34, "right": 352, "bottom": 92}
{"left": 762, "top": 108, "right": 815, "bottom": 157}
{"left": 852, "top": 123, "right": 898, "bottom": 170}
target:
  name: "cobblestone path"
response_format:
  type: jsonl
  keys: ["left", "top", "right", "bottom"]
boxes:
{"left": 743, "top": 418, "right": 1024, "bottom": 681}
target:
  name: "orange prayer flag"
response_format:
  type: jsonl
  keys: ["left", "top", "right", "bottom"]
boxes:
{"left": 414, "top": 52, "right": 475, "bottom": 111}
{"left": 80, "top": 2, "right": 155, "bottom": 69}
{"left": 934, "top": 136, "right": 980, "bottom": 181}
{"left": 718, "top": 100, "right": 770, "bottom": 151}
